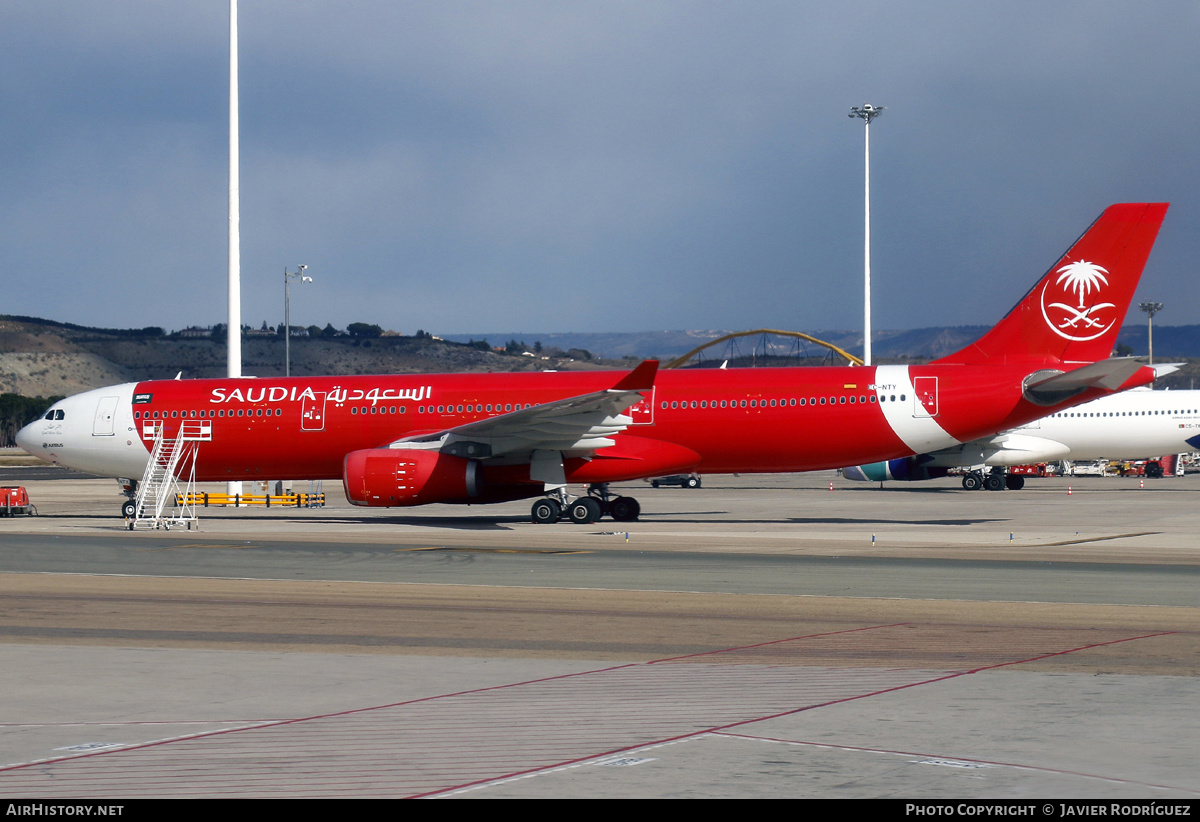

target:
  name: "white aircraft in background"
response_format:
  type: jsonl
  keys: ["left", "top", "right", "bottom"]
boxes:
{"left": 842, "top": 384, "right": 1200, "bottom": 490}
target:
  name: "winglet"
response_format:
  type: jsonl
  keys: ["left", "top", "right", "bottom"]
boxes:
{"left": 611, "top": 359, "right": 659, "bottom": 392}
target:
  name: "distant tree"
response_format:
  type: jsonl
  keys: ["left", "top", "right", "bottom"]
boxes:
{"left": 414, "top": 329, "right": 432, "bottom": 340}
{"left": 566, "top": 348, "right": 593, "bottom": 361}
{"left": 347, "top": 322, "right": 383, "bottom": 338}
{"left": 321, "top": 323, "right": 339, "bottom": 339}
{"left": 1115, "top": 343, "right": 1134, "bottom": 357}
{"left": 506, "top": 339, "right": 528, "bottom": 355}
{"left": 467, "top": 339, "right": 491, "bottom": 351}
{"left": 533, "top": 340, "right": 543, "bottom": 354}
{"left": 0, "top": 394, "right": 64, "bottom": 447}
{"left": 307, "top": 325, "right": 322, "bottom": 338}
{"left": 210, "top": 323, "right": 227, "bottom": 343}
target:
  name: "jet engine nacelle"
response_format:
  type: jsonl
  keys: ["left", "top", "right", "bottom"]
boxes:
{"left": 343, "top": 448, "right": 480, "bottom": 507}
{"left": 842, "top": 457, "right": 949, "bottom": 482}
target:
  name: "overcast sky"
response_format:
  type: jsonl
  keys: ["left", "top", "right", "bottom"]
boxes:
{"left": 3, "top": 1, "right": 1197, "bottom": 337}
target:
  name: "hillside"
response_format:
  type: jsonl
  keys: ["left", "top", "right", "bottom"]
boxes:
{"left": 6, "top": 315, "right": 1200, "bottom": 399}
{"left": 0, "top": 317, "right": 608, "bottom": 398}
{"left": 445, "top": 324, "right": 1200, "bottom": 362}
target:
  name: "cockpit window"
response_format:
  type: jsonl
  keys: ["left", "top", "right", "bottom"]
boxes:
{"left": 55, "top": 410, "right": 64, "bottom": 420}
{"left": 43, "top": 409, "right": 65, "bottom": 421}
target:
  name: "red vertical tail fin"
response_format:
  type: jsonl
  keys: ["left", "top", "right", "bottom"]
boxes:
{"left": 935, "top": 203, "right": 1168, "bottom": 366}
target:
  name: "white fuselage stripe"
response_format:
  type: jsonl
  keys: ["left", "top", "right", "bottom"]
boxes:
{"left": 873, "top": 365, "right": 962, "bottom": 454}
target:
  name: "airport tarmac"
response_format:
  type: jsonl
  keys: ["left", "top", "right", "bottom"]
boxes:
{"left": 0, "top": 469, "right": 1196, "bottom": 798}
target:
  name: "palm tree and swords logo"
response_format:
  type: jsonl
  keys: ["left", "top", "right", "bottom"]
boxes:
{"left": 1040, "top": 259, "right": 1117, "bottom": 342}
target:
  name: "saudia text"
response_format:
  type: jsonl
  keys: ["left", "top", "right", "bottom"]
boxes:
{"left": 209, "top": 385, "right": 432, "bottom": 407}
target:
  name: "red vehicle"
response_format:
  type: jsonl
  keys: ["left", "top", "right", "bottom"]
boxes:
{"left": 0, "top": 486, "right": 35, "bottom": 517}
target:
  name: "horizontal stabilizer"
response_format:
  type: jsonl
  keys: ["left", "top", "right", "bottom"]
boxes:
{"left": 1023, "top": 358, "right": 1149, "bottom": 405}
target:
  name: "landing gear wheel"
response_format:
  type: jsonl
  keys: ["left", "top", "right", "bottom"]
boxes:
{"left": 961, "top": 473, "right": 983, "bottom": 491}
{"left": 1145, "top": 462, "right": 1164, "bottom": 479}
{"left": 531, "top": 498, "right": 561, "bottom": 524}
{"left": 609, "top": 496, "right": 641, "bottom": 522}
{"left": 1005, "top": 474, "right": 1025, "bottom": 491}
{"left": 121, "top": 500, "right": 136, "bottom": 518}
{"left": 984, "top": 474, "right": 1005, "bottom": 492}
{"left": 568, "top": 497, "right": 602, "bottom": 524}
{"left": 685, "top": 476, "right": 700, "bottom": 488}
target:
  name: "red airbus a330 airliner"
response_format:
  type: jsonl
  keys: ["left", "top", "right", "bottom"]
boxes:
{"left": 18, "top": 203, "right": 1168, "bottom": 524}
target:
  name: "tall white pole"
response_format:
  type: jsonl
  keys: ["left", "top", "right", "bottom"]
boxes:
{"left": 228, "top": 0, "right": 241, "bottom": 380}
{"left": 849, "top": 104, "right": 883, "bottom": 367}
{"left": 228, "top": 0, "right": 242, "bottom": 497}
{"left": 862, "top": 118, "right": 871, "bottom": 367}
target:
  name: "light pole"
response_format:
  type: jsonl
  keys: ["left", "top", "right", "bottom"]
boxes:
{"left": 1139, "top": 301, "right": 1163, "bottom": 366}
{"left": 284, "top": 265, "right": 312, "bottom": 377}
{"left": 849, "top": 103, "right": 884, "bottom": 366}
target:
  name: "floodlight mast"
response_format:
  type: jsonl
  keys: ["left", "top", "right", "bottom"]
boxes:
{"left": 849, "top": 104, "right": 884, "bottom": 366}
{"left": 227, "top": 0, "right": 241, "bottom": 498}
{"left": 228, "top": 0, "right": 240, "bottom": 381}
{"left": 284, "top": 266, "right": 312, "bottom": 378}
{"left": 1139, "top": 301, "right": 1164, "bottom": 366}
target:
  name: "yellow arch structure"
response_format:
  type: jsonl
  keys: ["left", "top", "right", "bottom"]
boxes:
{"left": 663, "top": 329, "right": 863, "bottom": 370}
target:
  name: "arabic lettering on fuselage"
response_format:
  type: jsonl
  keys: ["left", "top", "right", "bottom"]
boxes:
{"left": 209, "top": 385, "right": 433, "bottom": 406}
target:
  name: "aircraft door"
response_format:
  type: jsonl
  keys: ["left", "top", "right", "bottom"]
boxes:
{"left": 913, "top": 376, "right": 938, "bottom": 418}
{"left": 302, "top": 392, "right": 327, "bottom": 431}
{"left": 92, "top": 396, "right": 119, "bottom": 436}
{"left": 629, "top": 387, "right": 656, "bottom": 425}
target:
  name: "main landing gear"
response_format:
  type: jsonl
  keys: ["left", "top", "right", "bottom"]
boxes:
{"left": 961, "top": 469, "right": 1024, "bottom": 491}
{"left": 531, "top": 483, "right": 641, "bottom": 525}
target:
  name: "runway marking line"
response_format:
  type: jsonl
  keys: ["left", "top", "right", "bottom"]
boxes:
{"left": 420, "top": 628, "right": 1181, "bottom": 798}
{"left": 0, "top": 625, "right": 1180, "bottom": 796}
{"left": 0, "top": 624, "right": 904, "bottom": 777}
{"left": 708, "top": 731, "right": 1200, "bottom": 796}
{"left": 647, "top": 622, "right": 912, "bottom": 664}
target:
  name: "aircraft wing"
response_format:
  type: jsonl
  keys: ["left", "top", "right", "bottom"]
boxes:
{"left": 385, "top": 360, "right": 658, "bottom": 460}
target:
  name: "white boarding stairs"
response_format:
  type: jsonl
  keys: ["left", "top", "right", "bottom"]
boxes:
{"left": 131, "top": 419, "right": 209, "bottom": 530}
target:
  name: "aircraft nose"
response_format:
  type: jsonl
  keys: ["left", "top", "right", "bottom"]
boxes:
{"left": 14, "top": 418, "right": 39, "bottom": 456}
